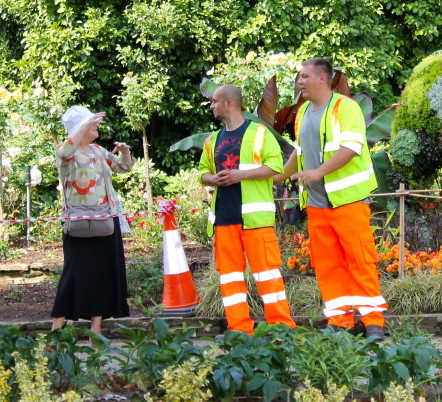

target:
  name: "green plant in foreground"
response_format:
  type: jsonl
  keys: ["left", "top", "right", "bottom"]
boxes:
{"left": 46, "top": 326, "right": 116, "bottom": 394}
{"left": 0, "top": 363, "right": 11, "bottom": 401}
{"left": 383, "top": 379, "right": 416, "bottom": 402}
{"left": 294, "top": 378, "right": 349, "bottom": 401}
{"left": 113, "top": 318, "right": 206, "bottom": 394}
{"left": 158, "top": 347, "right": 217, "bottom": 401}
{"left": 288, "top": 327, "right": 368, "bottom": 393}
{"left": 366, "top": 336, "right": 442, "bottom": 392}
{"left": 13, "top": 333, "right": 84, "bottom": 401}
{"left": 211, "top": 323, "right": 293, "bottom": 402}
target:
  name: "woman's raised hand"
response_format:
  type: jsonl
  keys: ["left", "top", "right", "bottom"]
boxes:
{"left": 111, "top": 142, "right": 131, "bottom": 155}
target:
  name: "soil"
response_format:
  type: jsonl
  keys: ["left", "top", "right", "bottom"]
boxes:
{"left": 0, "top": 238, "right": 212, "bottom": 324}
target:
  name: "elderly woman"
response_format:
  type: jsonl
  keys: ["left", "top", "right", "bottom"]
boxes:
{"left": 51, "top": 106, "right": 135, "bottom": 334}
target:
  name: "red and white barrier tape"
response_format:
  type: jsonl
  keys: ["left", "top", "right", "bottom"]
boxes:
{"left": 0, "top": 211, "right": 153, "bottom": 225}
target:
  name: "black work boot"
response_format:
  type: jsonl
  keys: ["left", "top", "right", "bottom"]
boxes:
{"left": 365, "top": 325, "right": 385, "bottom": 341}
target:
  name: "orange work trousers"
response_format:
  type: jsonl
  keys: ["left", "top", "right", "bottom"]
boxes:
{"left": 214, "top": 225, "right": 296, "bottom": 335}
{"left": 307, "top": 202, "right": 387, "bottom": 328}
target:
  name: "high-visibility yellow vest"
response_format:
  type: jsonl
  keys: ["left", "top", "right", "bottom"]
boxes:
{"left": 294, "top": 93, "right": 377, "bottom": 209}
{"left": 198, "top": 121, "right": 282, "bottom": 236}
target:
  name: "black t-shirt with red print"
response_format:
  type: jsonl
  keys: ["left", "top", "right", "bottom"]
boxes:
{"left": 214, "top": 119, "right": 250, "bottom": 226}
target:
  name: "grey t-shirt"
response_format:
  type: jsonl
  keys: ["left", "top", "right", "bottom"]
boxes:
{"left": 299, "top": 104, "right": 330, "bottom": 208}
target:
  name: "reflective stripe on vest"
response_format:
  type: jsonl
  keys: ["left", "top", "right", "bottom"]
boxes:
{"left": 239, "top": 163, "right": 263, "bottom": 170}
{"left": 253, "top": 124, "right": 266, "bottom": 164}
{"left": 242, "top": 202, "right": 276, "bottom": 214}
{"left": 325, "top": 164, "right": 374, "bottom": 194}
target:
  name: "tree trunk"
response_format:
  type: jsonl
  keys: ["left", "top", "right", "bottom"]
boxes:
{"left": 142, "top": 127, "right": 153, "bottom": 210}
{"left": 0, "top": 149, "right": 4, "bottom": 240}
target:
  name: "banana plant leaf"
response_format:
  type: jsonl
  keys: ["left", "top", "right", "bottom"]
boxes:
{"left": 330, "top": 69, "right": 351, "bottom": 97}
{"left": 372, "top": 150, "right": 393, "bottom": 210}
{"left": 353, "top": 91, "right": 373, "bottom": 126}
{"left": 169, "top": 111, "right": 294, "bottom": 161}
{"left": 168, "top": 131, "right": 214, "bottom": 152}
{"left": 199, "top": 78, "right": 218, "bottom": 99}
{"left": 366, "top": 105, "right": 397, "bottom": 146}
{"left": 257, "top": 75, "right": 277, "bottom": 128}
{"left": 243, "top": 111, "right": 294, "bottom": 160}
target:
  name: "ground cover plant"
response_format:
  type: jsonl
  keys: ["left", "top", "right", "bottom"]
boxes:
{"left": 0, "top": 319, "right": 441, "bottom": 401}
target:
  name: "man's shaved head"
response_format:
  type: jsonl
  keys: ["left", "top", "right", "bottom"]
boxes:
{"left": 216, "top": 84, "right": 243, "bottom": 109}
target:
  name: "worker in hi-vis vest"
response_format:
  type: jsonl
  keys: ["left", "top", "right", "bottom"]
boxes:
{"left": 275, "top": 58, "right": 388, "bottom": 340}
{"left": 198, "top": 84, "right": 296, "bottom": 335}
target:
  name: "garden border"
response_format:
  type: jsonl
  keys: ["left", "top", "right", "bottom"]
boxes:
{"left": 2, "top": 314, "right": 441, "bottom": 339}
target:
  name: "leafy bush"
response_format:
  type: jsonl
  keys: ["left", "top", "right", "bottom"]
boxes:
{"left": 288, "top": 327, "right": 368, "bottom": 392}
{"left": 114, "top": 319, "right": 206, "bottom": 394}
{"left": 390, "top": 52, "right": 442, "bottom": 187}
{"left": 126, "top": 252, "right": 164, "bottom": 309}
{"left": 366, "top": 335, "right": 442, "bottom": 392}
{"left": 211, "top": 323, "right": 294, "bottom": 402}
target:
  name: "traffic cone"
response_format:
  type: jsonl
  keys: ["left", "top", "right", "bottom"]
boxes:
{"left": 159, "top": 200, "right": 200, "bottom": 316}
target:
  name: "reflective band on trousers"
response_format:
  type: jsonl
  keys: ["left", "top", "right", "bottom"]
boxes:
{"left": 220, "top": 271, "right": 245, "bottom": 285}
{"left": 262, "top": 291, "right": 287, "bottom": 304}
{"left": 253, "top": 269, "right": 282, "bottom": 282}
{"left": 223, "top": 293, "right": 248, "bottom": 307}
{"left": 242, "top": 202, "right": 276, "bottom": 214}
{"left": 324, "top": 165, "right": 374, "bottom": 193}
{"left": 358, "top": 306, "right": 387, "bottom": 316}
{"left": 323, "top": 309, "right": 348, "bottom": 317}
{"left": 325, "top": 295, "right": 387, "bottom": 311}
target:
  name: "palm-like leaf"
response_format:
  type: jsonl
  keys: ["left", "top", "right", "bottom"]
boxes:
{"left": 199, "top": 78, "right": 218, "bottom": 99}
{"left": 366, "top": 105, "right": 397, "bottom": 146}
{"left": 353, "top": 91, "right": 373, "bottom": 126}
{"left": 257, "top": 75, "right": 277, "bottom": 127}
{"left": 168, "top": 132, "right": 213, "bottom": 152}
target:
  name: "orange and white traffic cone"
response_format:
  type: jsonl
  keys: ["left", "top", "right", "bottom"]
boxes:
{"left": 159, "top": 200, "right": 200, "bottom": 316}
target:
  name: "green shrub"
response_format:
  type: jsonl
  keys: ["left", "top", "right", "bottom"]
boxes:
{"left": 390, "top": 52, "right": 442, "bottom": 187}
{"left": 126, "top": 252, "right": 164, "bottom": 307}
{"left": 288, "top": 328, "right": 368, "bottom": 393}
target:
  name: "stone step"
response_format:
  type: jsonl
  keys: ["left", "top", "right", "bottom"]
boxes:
{"left": 0, "top": 262, "right": 61, "bottom": 285}
{"left": 2, "top": 314, "right": 441, "bottom": 338}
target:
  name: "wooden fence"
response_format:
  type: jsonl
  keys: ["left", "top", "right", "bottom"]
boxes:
{"left": 275, "top": 184, "right": 442, "bottom": 277}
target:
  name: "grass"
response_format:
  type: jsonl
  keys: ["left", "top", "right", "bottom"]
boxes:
{"left": 196, "top": 263, "right": 442, "bottom": 318}
{"left": 381, "top": 272, "right": 442, "bottom": 314}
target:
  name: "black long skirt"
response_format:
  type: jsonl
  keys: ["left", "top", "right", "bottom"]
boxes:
{"left": 51, "top": 217, "right": 129, "bottom": 321}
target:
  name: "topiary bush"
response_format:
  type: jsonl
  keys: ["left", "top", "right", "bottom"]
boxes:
{"left": 390, "top": 51, "right": 442, "bottom": 188}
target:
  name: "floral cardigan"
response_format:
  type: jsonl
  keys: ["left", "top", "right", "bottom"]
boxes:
{"left": 56, "top": 138, "right": 135, "bottom": 214}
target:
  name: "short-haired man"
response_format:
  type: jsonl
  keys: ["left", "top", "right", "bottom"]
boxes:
{"left": 198, "top": 84, "right": 296, "bottom": 335}
{"left": 275, "top": 58, "right": 387, "bottom": 339}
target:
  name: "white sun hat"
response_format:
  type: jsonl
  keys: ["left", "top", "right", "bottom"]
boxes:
{"left": 61, "top": 106, "right": 94, "bottom": 137}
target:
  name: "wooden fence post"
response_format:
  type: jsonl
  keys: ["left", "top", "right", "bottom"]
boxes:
{"left": 398, "top": 183, "right": 406, "bottom": 277}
